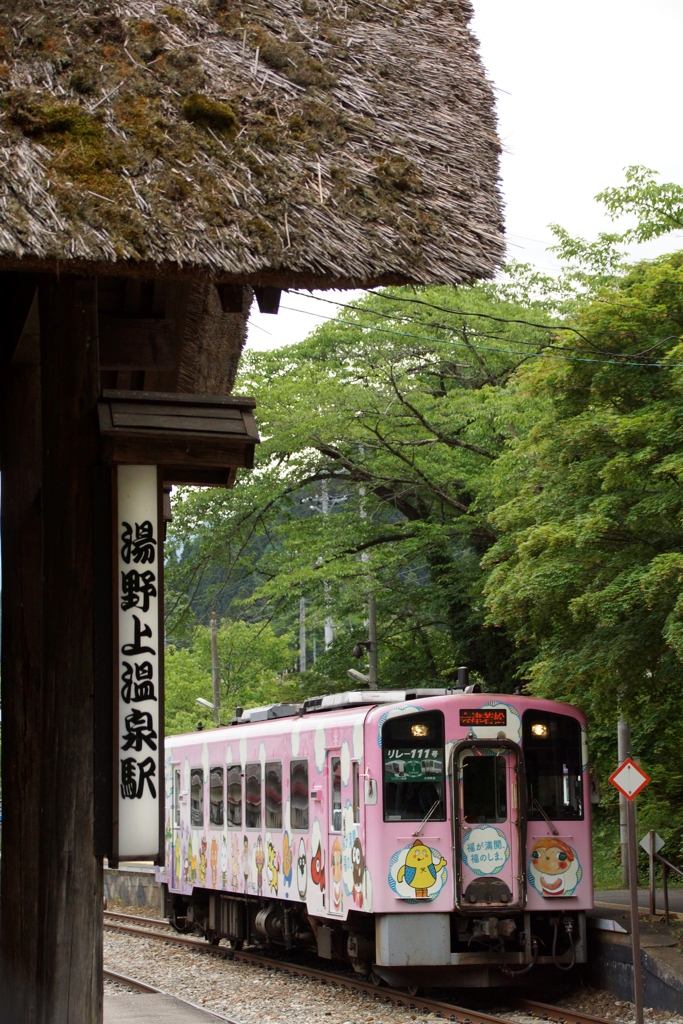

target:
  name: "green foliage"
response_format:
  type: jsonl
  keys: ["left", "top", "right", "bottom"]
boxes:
{"left": 166, "top": 271, "right": 561, "bottom": 692}
{"left": 165, "top": 619, "right": 297, "bottom": 734}
{"left": 483, "top": 252, "right": 683, "bottom": 856}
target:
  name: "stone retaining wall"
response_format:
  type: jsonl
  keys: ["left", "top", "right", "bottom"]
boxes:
{"left": 104, "top": 866, "right": 162, "bottom": 910}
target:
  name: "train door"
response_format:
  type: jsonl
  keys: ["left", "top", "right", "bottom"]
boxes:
{"left": 171, "top": 764, "right": 181, "bottom": 888}
{"left": 327, "top": 751, "right": 344, "bottom": 916}
{"left": 454, "top": 742, "right": 524, "bottom": 910}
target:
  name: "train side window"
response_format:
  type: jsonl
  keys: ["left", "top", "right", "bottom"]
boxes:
{"left": 331, "top": 756, "right": 342, "bottom": 832}
{"left": 173, "top": 767, "right": 181, "bottom": 828}
{"left": 265, "top": 761, "right": 283, "bottom": 830}
{"left": 226, "top": 764, "right": 242, "bottom": 828}
{"left": 461, "top": 754, "right": 507, "bottom": 823}
{"left": 190, "top": 768, "right": 204, "bottom": 828}
{"left": 291, "top": 759, "right": 309, "bottom": 831}
{"left": 210, "top": 766, "right": 224, "bottom": 828}
{"left": 382, "top": 710, "right": 446, "bottom": 822}
{"left": 353, "top": 762, "right": 360, "bottom": 824}
{"left": 245, "top": 762, "right": 262, "bottom": 829}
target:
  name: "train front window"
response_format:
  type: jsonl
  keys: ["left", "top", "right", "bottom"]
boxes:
{"left": 382, "top": 710, "right": 446, "bottom": 822}
{"left": 523, "top": 711, "right": 583, "bottom": 821}
{"left": 461, "top": 754, "right": 507, "bottom": 823}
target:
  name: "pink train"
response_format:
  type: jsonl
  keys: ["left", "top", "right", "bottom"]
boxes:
{"left": 158, "top": 687, "right": 593, "bottom": 988}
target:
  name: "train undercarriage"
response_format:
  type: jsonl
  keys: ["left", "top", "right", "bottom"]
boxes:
{"left": 163, "top": 884, "right": 586, "bottom": 989}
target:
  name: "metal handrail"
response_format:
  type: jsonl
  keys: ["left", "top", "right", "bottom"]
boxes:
{"left": 653, "top": 848, "right": 683, "bottom": 925}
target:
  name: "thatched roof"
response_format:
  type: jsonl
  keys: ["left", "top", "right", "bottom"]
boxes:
{"left": 0, "top": 0, "right": 504, "bottom": 289}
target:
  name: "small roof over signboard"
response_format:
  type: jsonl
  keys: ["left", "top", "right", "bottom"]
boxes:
{"left": 98, "top": 389, "right": 259, "bottom": 486}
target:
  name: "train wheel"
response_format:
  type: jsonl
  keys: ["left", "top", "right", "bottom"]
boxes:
{"left": 369, "top": 969, "right": 384, "bottom": 988}
{"left": 225, "top": 937, "right": 244, "bottom": 952}
{"left": 406, "top": 984, "right": 422, "bottom": 997}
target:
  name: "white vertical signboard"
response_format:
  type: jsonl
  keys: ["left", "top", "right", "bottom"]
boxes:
{"left": 116, "top": 465, "right": 162, "bottom": 860}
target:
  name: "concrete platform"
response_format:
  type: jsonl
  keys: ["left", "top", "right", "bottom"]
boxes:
{"left": 589, "top": 898, "right": 683, "bottom": 1012}
{"left": 596, "top": 888, "right": 683, "bottom": 915}
{"left": 104, "top": 994, "right": 229, "bottom": 1022}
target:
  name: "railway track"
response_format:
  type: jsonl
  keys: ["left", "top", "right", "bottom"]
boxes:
{"left": 103, "top": 964, "right": 241, "bottom": 1021}
{"left": 103, "top": 911, "right": 618, "bottom": 1024}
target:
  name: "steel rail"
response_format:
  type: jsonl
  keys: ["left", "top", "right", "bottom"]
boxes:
{"left": 103, "top": 966, "right": 242, "bottom": 1022}
{"left": 508, "top": 998, "right": 619, "bottom": 1024}
{"left": 105, "top": 909, "right": 172, "bottom": 929}
{"left": 103, "top": 912, "right": 620, "bottom": 1024}
{"left": 103, "top": 968, "right": 162, "bottom": 993}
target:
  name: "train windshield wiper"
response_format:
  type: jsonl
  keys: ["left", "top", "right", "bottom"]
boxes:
{"left": 412, "top": 799, "right": 441, "bottom": 837}
{"left": 531, "top": 796, "right": 559, "bottom": 836}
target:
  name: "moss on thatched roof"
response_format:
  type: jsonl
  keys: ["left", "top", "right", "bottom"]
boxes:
{"left": 0, "top": 0, "right": 504, "bottom": 288}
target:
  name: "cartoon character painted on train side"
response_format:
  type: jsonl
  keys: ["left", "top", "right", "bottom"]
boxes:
{"left": 311, "top": 840, "right": 325, "bottom": 892}
{"left": 255, "top": 836, "right": 265, "bottom": 896}
{"left": 528, "top": 838, "right": 582, "bottom": 898}
{"left": 390, "top": 839, "right": 448, "bottom": 900}
{"left": 331, "top": 838, "right": 343, "bottom": 914}
{"left": 210, "top": 837, "right": 218, "bottom": 887}
{"left": 283, "top": 832, "right": 293, "bottom": 889}
{"left": 243, "top": 836, "right": 250, "bottom": 893}
{"left": 199, "top": 836, "right": 208, "bottom": 884}
{"left": 351, "top": 837, "right": 365, "bottom": 908}
{"left": 221, "top": 835, "right": 229, "bottom": 888}
{"left": 231, "top": 834, "right": 240, "bottom": 890}
{"left": 174, "top": 832, "right": 182, "bottom": 888}
{"left": 267, "top": 839, "right": 280, "bottom": 895}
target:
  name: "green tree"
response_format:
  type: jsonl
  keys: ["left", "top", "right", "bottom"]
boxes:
{"left": 483, "top": 251, "right": 683, "bottom": 863}
{"left": 166, "top": 273, "right": 558, "bottom": 690}
{"left": 165, "top": 619, "right": 297, "bottom": 734}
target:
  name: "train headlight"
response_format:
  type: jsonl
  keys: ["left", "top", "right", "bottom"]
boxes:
{"left": 411, "top": 723, "right": 429, "bottom": 738}
{"left": 530, "top": 723, "right": 549, "bottom": 738}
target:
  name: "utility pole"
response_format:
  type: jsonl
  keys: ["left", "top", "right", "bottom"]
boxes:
{"left": 321, "top": 480, "right": 335, "bottom": 649}
{"left": 210, "top": 611, "right": 220, "bottom": 726}
{"left": 299, "top": 597, "right": 307, "bottom": 673}
{"left": 368, "top": 594, "right": 378, "bottom": 685}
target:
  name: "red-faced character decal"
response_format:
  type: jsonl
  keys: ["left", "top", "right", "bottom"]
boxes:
{"left": 311, "top": 841, "right": 325, "bottom": 892}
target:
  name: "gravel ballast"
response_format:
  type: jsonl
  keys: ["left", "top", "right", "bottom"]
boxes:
{"left": 103, "top": 930, "right": 683, "bottom": 1024}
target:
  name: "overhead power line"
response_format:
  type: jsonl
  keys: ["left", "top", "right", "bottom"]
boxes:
{"left": 290, "top": 288, "right": 683, "bottom": 364}
{"left": 278, "top": 303, "right": 683, "bottom": 369}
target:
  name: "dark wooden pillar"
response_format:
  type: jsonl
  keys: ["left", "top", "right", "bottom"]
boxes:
{"left": 0, "top": 287, "right": 44, "bottom": 1024}
{"left": 0, "top": 275, "right": 103, "bottom": 1023}
{"left": 35, "top": 275, "right": 103, "bottom": 1023}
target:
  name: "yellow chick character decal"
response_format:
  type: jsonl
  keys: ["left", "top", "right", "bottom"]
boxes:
{"left": 397, "top": 839, "right": 446, "bottom": 898}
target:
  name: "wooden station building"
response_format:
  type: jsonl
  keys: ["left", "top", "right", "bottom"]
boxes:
{"left": 0, "top": 1, "right": 504, "bottom": 1021}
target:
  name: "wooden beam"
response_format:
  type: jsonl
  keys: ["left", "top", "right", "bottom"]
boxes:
{"left": 0, "top": 271, "right": 38, "bottom": 365}
{"left": 37, "top": 275, "right": 103, "bottom": 1023}
{"left": 98, "top": 316, "right": 176, "bottom": 370}
{"left": 254, "top": 286, "right": 281, "bottom": 314}
{"left": 0, "top": 341, "right": 43, "bottom": 1024}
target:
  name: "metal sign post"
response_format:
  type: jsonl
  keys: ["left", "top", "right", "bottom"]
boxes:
{"left": 609, "top": 757, "right": 652, "bottom": 1024}
{"left": 640, "top": 831, "right": 665, "bottom": 920}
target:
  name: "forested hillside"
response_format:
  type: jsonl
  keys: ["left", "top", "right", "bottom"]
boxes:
{"left": 164, "top": 168, "right": 683, "bottom": 883}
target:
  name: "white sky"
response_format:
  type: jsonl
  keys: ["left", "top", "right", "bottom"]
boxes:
{"left": 248, "top": 0, "right": 683, "bottom": 351}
